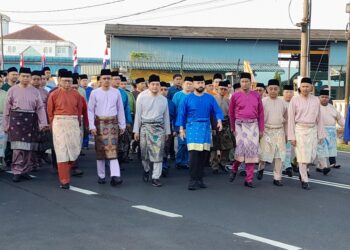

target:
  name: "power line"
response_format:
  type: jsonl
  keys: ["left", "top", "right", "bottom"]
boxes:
{"left": 0, "top": 0, "right": 125, "bottom": 13}
{"left": 10, "top": 0, "right": 188, "bottom": 26}
{"left": 288, "top": 0, "right": 296, "bottom": 26}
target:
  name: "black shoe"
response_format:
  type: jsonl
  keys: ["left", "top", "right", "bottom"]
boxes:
{"left": 333, "top": 165, "right": 341, "bottom": 169}
{"left": 323, "top": 168, "right": 331, "bottom": 176}
{"left": 244, "top": 181, "right": 255, "bottom": 188}
{"left": 60, "top": 183, "right": 70, "bottom": 189}
{"left": 161, "top": 169, "right": 168, "bottom": 178}
{"left": 110, "top": 176, "right": 123, "bottom": 186}
{"left": 198, "top": 178, "right": 207, "bottom": 189}
{"left": 316, "top": 168, "right": 323, "bottom": 173}
{"left": 80, "top": 151, "right": 85, "bottom": 156}
{"left": 229, "top": 172, "right": 237, "bottom": 182}
{"left": 212, "top": 169, "right": 219, "bottom": 175}
{"left": 176, "top": 164, "right": 182, "bottom": 170}
{"left": 188, "top": 179, "right": 197, "bottom": 190}
{"left": 42, "top": 154, "right": 52, "bottom": 164}
{"left": 273, "top": 180, "right": 283, "bottom": 186}
{"left": 239, "top": 170, "right": 247, "bottom": 177}
{"left": 98, "top": 177, "right": 106, "bottom": 184}
{"left": 143, "top": 171, "right": 150, "bottom": 182}
{"left": 301, "top": 182, "right": 311, "bottom": 190}
{"left": 12, "top": 174, "right": 21, "bottom": 182}
{"left": 307, "top": 172, "right": 310, "bottom": 178}
{"left": 256, "top": 169, "right": 264, "bottom": 180}
{"left": 21, "top": 173, "right": 32, "bottom": 180}
{"left": 72, "top": 168, "right": 84, "bottom": 177}
{"left": 152, "top": 179, "right": 162, "bottom": 187}
{"left": 285, "top": 167, "right": 293, "bottom": 177}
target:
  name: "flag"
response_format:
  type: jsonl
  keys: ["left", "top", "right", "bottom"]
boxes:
{"left": 243, "top": 60, "right": 256, "bottom": 86}
{"left": 73, "top": 48, "right": 78, "bottom": 73}
{"left": 102, "top": 47, "right": 109, "bottom": 69}
{"left": 41, "top": 54, "right": 47, "bottom": 69}
{"left": 20, "top": 53, "right": 24, "bottom": 67}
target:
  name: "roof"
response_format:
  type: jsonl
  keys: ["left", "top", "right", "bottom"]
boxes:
{"left": 105, "top": 24, "right": 346, "bottom": 45}
{"left": 2, "top": 25, "right": 65, "bottom": 41}
{"left": 111, "top": 60, "right": 284, "bottom": 73}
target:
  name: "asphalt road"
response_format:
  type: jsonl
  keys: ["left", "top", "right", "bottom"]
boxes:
{"left": 1, "top": 150, "right": 350, "bottom": 250}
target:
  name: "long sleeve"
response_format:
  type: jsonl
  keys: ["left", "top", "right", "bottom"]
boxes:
{"left": 283, "top": 103, "right": 289, "bottom": 136}
{"left": 211, "top": 96, "right": 224, "bottom": 121}
{"left": 336, "top": 109, "right": 345, "bottom": 127}
{"left": 164, "top": 103, "right": 171, "bottom": 135}
{"left": 344, "top": 106, "right": 350, "bottom": 142}
{"left": 288, "top": 99, "right": 296, "bottom": 141}
{"left": 133, "top": 96, "right": 142, "bottom": 133}
{"left": 87, "top": 91, "right": 96, "bottom": 130}
{"left": 175, "top": 96, "right": 187, "bottom": 128}
{"left": 3, "top": 91, "right": 12, "bottom": 132}
{"left": 81, "top": 98, "right": 89, "bottom": 128}
{"left": 316, "top": 105, "right": 326, "bottom": 140}
{"left": 257, "top": 96, "right": 264, "bottom": 133}
{"left": 229, "top": 96, "right": 236, "bottom": 132}
{"left": 47, "top": 93, "right": 54, "bottom": 125}
{"left": 35, "top": 95, "right": 48, "bottom": 129}
{"left": 116, "top": 90, "right": 126, "bottom": 130}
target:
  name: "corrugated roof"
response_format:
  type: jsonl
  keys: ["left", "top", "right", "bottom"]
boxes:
{"left": 111, "top": 60, "right": 284, "bottom": 73}
{"left": 2, "top": 25, "right": 65, "bottom": 41}
{"left": 105, "top": 24, "right": 346, "bottom": 44}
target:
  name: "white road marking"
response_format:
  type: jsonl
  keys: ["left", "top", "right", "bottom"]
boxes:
{"left": 89, "top": 141, "right": 95, "bottom": 145}
{"left": 5, "top": 171, "right": 36, "bottom": 178}
{"left": 69, "top": 186, "right": 98, "bottom": 195}
{"left": 234, "top": 232, "right": 302, "bottom": 250}
{"left": 132, "top": 205, "right": 183, "bottom": 218}
{"left": 264, "top": 171, "right": 350, "bottom": 190}
{"left": 338, "top": 150, "right": 350, "bottom": 154}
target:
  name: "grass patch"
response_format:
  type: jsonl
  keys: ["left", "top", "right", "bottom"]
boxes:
{"left": 337, "top": 143, "right": 350, "bottom": 152}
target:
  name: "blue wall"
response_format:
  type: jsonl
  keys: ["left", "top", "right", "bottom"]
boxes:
{"left": 111, "top": 37, "right": 279, "bottom": 64}
{"left": 329, "top": 42, "right": 346, "bottom": 65}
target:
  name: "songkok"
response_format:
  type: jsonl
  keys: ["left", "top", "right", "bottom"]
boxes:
{"left": 72, "top": 78, "right": 79, "bottom": 85}
{"left": 149, "top": 74, "right": 160, "bottom": 83}
{"left": 268, "top": 79, "right": 280, "bottom": 86}
{"left": 193, "top": 75, "right": 204, "bottom": 82}
{"left": 205, "top": 79, "right": 213, "bottom": 85}
{"left": 58, "top": 68, "right": 68, "bottom": 77}
{"left": 283, "top": 85, "right": 293, "bottom": 91}
{"left": 120, "top": 76, "right": 127, "bottom": 82}
{"left": 213, "top": 73, "right": 222, "bottom": 80}
{"left": 79, "top": 74, "right": 88, "bottom": 80}
{"left": 111, "top": 71, "right": 119, "bottom": 77}
{"left": 8, "top": 67, "right": 18, "bottom": 73}
{"left": 100, "top": 69, "right": 111, "bottom": 76}
{"left": 184, "top": 76, "right": 193, "bottom": 82}
{"left": 42, "top": 66, "right": 51, "bottom": 72}
{"left": 31, "top": 70, "right": 42, "bottom": 77}
{"left": 135, "top": 78, "right": 145, "bottom": 84}
{"left": 256, "top": 83, "right": 265, "bottom": 89}
{"left": 233, "top": 83, "right": 241, "bottom": 90}
{"left": 19, "top": 67, "right": 31, "bottom": 74}
{"left": 301, "top": 77, "right": 312, "bottom": 84}
{"left": 160, "top": 81, "right": 168, "bottom": 87}
{"left": 60, "top": 70, "right": 73, "bottom": 78}
{"left": 240, "top": 72, "right": 251, "bottom": 80}
{"left": 0, "top": 70, "right": 4, "bottom": 76}
{"left": 218, "top": 80, "right": 228, "bottom": 87}
{"left": 320, "top": 89, "right": 329, "bottom": 96}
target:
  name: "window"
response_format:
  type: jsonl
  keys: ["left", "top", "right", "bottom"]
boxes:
{"left": 44, "top": 47, "right": 48, "bottom": 54}
{"left": 49, "top": 47, "right": 52, "bottom": 53}
{"left": 7, "top": 46, "right": 16, "bottom": 53}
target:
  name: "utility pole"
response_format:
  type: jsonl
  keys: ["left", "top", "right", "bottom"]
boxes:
{"left": 345, "top": 4, "right": 350, "bottom": 115}
{"left": 0, "top": 14, "right": 4, "bottom": 70}
{"left": 299, "top": 0, "right": 311, "bottom": 78}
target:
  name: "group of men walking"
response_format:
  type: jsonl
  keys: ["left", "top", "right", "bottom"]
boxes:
{"left": 0, "top": 66, "right": 347, "bottom": 191}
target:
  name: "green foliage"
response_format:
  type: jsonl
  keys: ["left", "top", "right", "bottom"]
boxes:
{"left": 130, "top": 51, "right": 153, "bottom": 61}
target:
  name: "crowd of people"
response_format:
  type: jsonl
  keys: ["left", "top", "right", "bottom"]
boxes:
{"left": 0, "top": 66, "right": 349, "bottom": 191}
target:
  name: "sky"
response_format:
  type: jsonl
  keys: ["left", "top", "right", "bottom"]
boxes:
{"left": 0, "top": 0, "right": 349, "bottom": 58}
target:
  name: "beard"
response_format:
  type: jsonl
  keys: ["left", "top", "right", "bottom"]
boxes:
{"left": 195, "top": 87, "right": 205, "bottom": 93}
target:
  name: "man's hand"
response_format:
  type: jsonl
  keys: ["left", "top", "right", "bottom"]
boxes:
{"left": 41, "top": 126, "right": 50, "bottom": 132}
{"left": 318, "top": 139, "right": 323, "bottom": 145}
{"left": 179, "top": 129, "right": 186, "bottom": 140}
{"left": 259, "top": 132, "right": 264, "bottom": 139}
{"left": 119, "top": 128, "right": 125, "bottom": 135}
{"left": 212, "top": 130, "right": 217, "bottom": 136}
{"left": 134, "top": 133, "right": 140, "bottom": 141}
{"left": 90, "top": 129, "right": 97, "bottom": 136}
{"left": 172, "top": 131, "right": 177, "bottom": 137}
{"left": 290, "top": 140, "right": 296, "bottom": 147}
{"left": 217, "top": 121, "right": 223, "bottom": 132}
